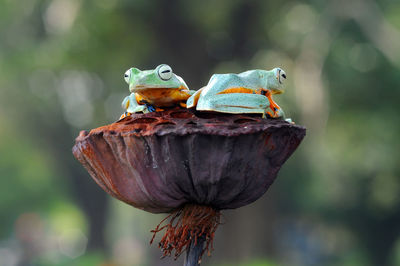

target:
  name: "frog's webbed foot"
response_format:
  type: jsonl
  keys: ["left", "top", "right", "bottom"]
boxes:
{"left": 145, "top": 104, "right": 156, "bottom": 112}
{"left": 135, "top": 103, "right": 163, "bottom": 113}
{"left": 265, "top": 111, "right": 274, "bottom": 118}
{"left": 265, "top": 107, "right": 285, "bottom": 119}
{"left": 285, "top": 118, "right": 295, "bottom": 124}
{"left": 119, "top": 111, "right": 132, "bottom": 120}
{"left": 274, "top": 107, "right": 285, "bottom": 118}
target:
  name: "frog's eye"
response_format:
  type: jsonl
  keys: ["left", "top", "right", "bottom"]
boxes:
{"left": 158, "top": 64, "right": 173, "bottom": 81}
{"left": 279, "top": 69, "right": 287, "bottom": 84}
{"left": 124, "top": 69, "right": 131, "bottom": 83}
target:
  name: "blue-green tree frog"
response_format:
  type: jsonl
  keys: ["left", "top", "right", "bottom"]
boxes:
{"left": 120, "top": 64, "right": 195, "bottom": 118}
{"left": 187, "top": 68, "right": 287, "bottom": 119}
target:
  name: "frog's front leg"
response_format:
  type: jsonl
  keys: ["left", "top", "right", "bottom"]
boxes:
{"left": 119, "top": 96, "right": 132, "bottom": 119}
{"left": 121, "top": 93, "right": 148, "bottom": 115}
{"left": 186, "top": 88, "right": 204, "bottom": 109}
{"left": 196, "top": 93, "right": 269, "bottom": 114}
{"left": 263, "top": 90, "right": 285, "bottom": 119}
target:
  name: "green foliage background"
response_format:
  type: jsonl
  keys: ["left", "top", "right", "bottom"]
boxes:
{"left": 0, "top": 0, "right": 399, "bottom": 265}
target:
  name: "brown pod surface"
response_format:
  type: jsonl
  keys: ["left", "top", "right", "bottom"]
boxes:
{"left": 72, "top": 108, "right": 306, "bottom": 214}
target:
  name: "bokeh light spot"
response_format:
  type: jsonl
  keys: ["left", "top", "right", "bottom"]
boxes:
{"left": 349, "top": 43, "right": 378, "bottom": 72}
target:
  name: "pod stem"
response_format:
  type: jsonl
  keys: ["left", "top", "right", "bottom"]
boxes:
{"left": 184, "top": 235, "right": 206, "bottom": 266}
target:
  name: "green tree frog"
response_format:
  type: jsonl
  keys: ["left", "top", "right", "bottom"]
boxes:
{"left": 187, "top": 68, "right": 287, "bottom": 118}
{"left": 120, "top": 64, "right": 194, "bottom": 118}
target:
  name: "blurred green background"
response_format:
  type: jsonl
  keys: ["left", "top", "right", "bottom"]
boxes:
{"left": 1, "top": 0, "right": 399, "bottom": 265}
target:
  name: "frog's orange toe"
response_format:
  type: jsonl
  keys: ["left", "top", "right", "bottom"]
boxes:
{"left": 119, "top": 112, "right": 132, "bottom": 120}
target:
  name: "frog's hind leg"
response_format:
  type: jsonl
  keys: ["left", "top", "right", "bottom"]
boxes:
{"left": 196, "top": 93, "right": 269, "bottom": 114}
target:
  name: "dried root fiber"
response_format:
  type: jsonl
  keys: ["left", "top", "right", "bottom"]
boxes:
{"left": 150, "top": 204, "right": 221, "bottom": 261}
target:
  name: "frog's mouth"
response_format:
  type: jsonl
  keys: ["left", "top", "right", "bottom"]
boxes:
{"left": 262, "top": 89, "right": 283, "bottom": 95}
{"left": 271, "top": 89, "right": 284, "bottom": 95}
{"left": 130, "top": 85, "right": 177, "bottom": 93}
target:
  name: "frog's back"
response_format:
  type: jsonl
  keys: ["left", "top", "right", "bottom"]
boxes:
{"left": 204, "top": 70, "right": 267, "bottom": 95}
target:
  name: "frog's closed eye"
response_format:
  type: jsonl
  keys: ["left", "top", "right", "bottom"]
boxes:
{"left": 124, "top": 69, "right": 131, "bottom": 83}
{"left": 158, "top": 64, "right": 173, "bottom": 81}
{"left": 279, "top": 69, "right": 287, "bottom": 84}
